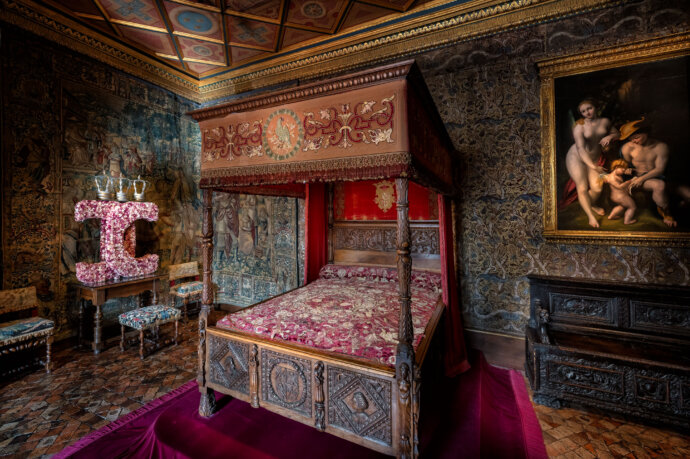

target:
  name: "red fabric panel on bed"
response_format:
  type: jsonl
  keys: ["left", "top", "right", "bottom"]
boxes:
{"left": 439, "top": 194, "right": 470, "bottom": 376}
{"left": 305, "top": 183, "right": 328, "bottom": 283}
{"left": 216, "top": 265, "right": 442, "bottom": 367}
{"left": 334, "top": 180, "right": 438, "bottom": 221}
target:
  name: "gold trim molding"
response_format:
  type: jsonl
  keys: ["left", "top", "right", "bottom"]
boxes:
{"left": 1, "top": 0, "right": 624, "bottom": 103}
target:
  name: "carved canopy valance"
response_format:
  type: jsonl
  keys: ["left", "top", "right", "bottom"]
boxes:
{"left": 189, "top": 60, "right": 456, "bottom": 195}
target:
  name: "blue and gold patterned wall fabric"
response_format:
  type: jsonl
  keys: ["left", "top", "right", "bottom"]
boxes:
{"left": 212, "top": 193, "right": 303, "bottom": 307}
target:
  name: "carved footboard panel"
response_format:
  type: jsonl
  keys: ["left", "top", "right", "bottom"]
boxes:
{"left": 206, "top": 327, "right": 399, "bottom": 455}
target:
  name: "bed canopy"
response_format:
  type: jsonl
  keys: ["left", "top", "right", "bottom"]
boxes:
{"left": 188, "top": 60, "right": 468, "bottom": 458}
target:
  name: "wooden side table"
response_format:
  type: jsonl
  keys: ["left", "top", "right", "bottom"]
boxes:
{"left": 75, "top": 273, "right": 167, "bottom": 354}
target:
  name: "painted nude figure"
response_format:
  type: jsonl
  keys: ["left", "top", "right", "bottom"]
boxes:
{"left": 619, "top": 118, "right": 676, "bottom": 227}
{"left": 565, "top": 99, "right": 620, "bottom": 228}
{"left": 600, "top": 159, "right": 637, "bottom": 225}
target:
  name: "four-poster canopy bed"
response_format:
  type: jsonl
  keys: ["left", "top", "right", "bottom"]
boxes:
{"left": 188, "top": 60, "right": 468, "bottom": 458}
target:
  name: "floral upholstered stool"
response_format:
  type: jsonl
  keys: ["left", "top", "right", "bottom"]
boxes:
{"left": 118, "top": 305, "right": 180, "bottom": 359}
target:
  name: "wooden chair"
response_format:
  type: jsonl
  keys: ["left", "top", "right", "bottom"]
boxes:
{"left": 0, "top": 286, "right": 54, "bottom": 377}
{"left": 168, "top": 262, "right": 203, "bottom": 324}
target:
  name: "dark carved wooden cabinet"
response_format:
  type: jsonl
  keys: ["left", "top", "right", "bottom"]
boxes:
{"left": 525, "top": 275, "right": 690, "bottom": 430}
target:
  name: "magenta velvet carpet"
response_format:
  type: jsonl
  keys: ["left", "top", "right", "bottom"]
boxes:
{"left": 55, "top": 354, "right": 547, "bottom": 458}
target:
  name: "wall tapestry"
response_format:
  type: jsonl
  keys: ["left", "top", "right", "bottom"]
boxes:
{"left": 212, "top": 193, "right": 302, "bottom": 307}
{"left": 1, "top": 27, "right": 201, "bottom": 338}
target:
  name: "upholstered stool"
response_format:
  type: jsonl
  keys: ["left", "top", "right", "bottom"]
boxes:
{"left": 0, "top": 286, "right": 54, "bottom": 376}
{"left": 168, "top": 262, "right": 203, "bottom": 324}
{"left": 118, "top": 305, "right": 180, "bottom": 359}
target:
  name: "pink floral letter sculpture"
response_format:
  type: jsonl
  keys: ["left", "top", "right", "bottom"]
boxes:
{"left": 74, "top": 200, "right": 159, "bottom": 283}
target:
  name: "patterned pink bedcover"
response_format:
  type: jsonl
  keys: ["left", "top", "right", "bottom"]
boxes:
{"left": 215, "top": 265, "right": 442, "bottom": 367}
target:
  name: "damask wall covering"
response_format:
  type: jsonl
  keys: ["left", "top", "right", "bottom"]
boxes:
{"left": 415, "top": 0, "right": 690, "bottom": 336}
{"left": 0, "top": 25, "right": 302, "bottom": 339}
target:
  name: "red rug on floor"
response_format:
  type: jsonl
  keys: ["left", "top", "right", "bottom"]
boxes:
{"left": 55, "top": 354, "right": 547, "bottom": 458}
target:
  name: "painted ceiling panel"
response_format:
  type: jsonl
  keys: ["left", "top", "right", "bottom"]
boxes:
{"left": 285, "top": 0, "right": 348, "bottom": 32}
{"left": 186, "top": 62, "right": 224, "bottom": 74}
{"left": 164, "top": 1, "right": 224, "bottom": 42}
{"left": 118, "top": 25, "right": 178, "bottom": 56}
{"left": 99, "top": 0, "right": 167, "bottom": 29}
{"left": 281, "top": 27, "right": 323, "bottom": 49}
{"left": 341, "top": 2, "right": 392, "bottom": 32}
{"left": 229, "top": 46, "right": 271, "bottom": 64}
{"left": 225, "top": 0, "right": 283, "bottom": 22}
{"left": 226, "top": 16, "right": 279, "bottom": 51}
{"left": 177, "top": 36, "right": 226, "bottom": 64}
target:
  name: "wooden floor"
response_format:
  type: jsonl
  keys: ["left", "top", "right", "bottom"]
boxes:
{"left": 1, "top": 319, "right": 688, "bottom": 458}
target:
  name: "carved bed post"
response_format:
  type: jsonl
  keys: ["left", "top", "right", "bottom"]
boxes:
{"left": 199, "top": 189, "right": 216, "bottom": 416}
{"left": 395, "top": 177, "right": 415, "bottom": 459}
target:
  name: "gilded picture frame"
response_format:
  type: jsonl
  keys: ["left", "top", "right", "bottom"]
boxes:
{"left": 540, "top": 33, "right": 690, "bottom": 246}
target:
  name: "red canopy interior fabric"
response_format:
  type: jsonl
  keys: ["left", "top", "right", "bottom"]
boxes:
{"left": 304, "top": 183, "right": 328, "bottom": 284}
{"left": 334, "top": 180, "right": 439, "bottom": 221}
{"left": 439, "top": 194, "right": 470, "bottom": 376}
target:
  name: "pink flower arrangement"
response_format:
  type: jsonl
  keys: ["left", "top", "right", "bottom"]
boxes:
{"left": 75, "top": 200, "right": 159, "bottom": 283}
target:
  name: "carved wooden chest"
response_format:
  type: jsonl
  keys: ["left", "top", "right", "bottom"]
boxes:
{"left": 525, "top": 275, "right": 690, "bottom": 430}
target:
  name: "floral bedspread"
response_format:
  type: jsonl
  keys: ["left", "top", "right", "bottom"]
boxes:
{"left": 215, "top": 265, "right": 442, "bottom": 367}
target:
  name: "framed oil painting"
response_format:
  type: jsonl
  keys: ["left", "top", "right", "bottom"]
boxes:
{"left": 540, "top": 33, "right": 690, "bottom": 246}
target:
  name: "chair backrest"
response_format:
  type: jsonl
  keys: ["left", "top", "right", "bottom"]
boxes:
{"left": 169, "top": 262, "right": 199, "bottom": 283}
{"left": 0, "top": 286, "right": 38, "bottom": 315}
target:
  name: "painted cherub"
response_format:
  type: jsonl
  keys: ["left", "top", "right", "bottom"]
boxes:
{"left": 600, "top": 159, "right": 637, "bottom": 225}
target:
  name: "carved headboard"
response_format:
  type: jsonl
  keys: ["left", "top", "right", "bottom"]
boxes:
{"left": 328, "top": 180, "right": 441, "bottom": 271}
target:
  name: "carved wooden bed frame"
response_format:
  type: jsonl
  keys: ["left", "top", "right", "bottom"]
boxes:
{"left": 188, "top": 60, "right": 458, "bottom": 458}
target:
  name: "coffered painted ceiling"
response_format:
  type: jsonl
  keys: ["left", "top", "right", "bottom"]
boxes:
{"left": 46, "top": 0, "right": 423, "bottom": 77}
{"left": 2, "top": 0, "right": 618, "bottom": 102}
